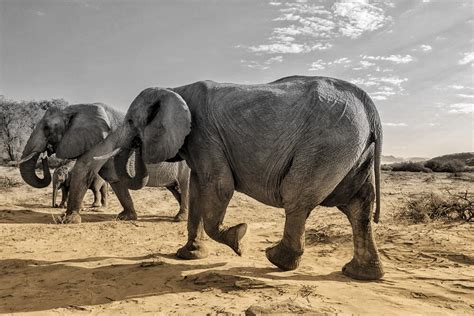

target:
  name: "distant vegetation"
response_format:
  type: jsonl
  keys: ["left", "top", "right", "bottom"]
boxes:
{"left": 0, "top": 97, "right": 68, "bottom": 163}
{"left": 383, "top": 152, "right": 474, "bottom": 173}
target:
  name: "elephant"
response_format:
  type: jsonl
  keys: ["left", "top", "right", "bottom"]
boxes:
{"left": 52, "top": 160, "right": 108, "bottom": 208}
{"left": 97, "top": 75, "right": 385, "bottom": 280}
{"left": 19, "top": 103, "right": 190, "bottom": 223}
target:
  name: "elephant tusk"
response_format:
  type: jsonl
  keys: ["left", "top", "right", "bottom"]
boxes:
{"left": 93, "top": 148, "right": 122, "bottom": 161}
{"left": 18, "top": 152, "right": 38, "bottom": 164}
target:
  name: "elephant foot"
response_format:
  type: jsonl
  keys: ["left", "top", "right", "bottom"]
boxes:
{"left": 342, "top": 258, "right": 384, "bottom": 280}
{"left": 224, "top": 223, "right": 248, "bottom": 256}
{"left": 53, "top": 204, "right": 59, "bottom": 208}
{"left": 91, "top": 202, "right": 101, "bottom": 208}
{"left": 117, "top": 210, "right": 138, "bottom": 221}
{"left": 56, "top": 212, "right": 82, "bottom": 224}
{"left": 265, "top": 242, "right": 302, "bottom": 271}
{"left": 176, "top": 240, "right": 209, "bottom": 260}
{"left": 173, "top": 210, "right": 187, "bottom": 222}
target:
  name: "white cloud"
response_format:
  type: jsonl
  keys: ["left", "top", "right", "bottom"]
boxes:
{"left": 249, "top": 43, "right": 310, "bottom": 54}
{"left": 250, "top": 1, "right": 390, "bottom": 55}
{"left": 457, "top": 94, "right": 474, "bottom": 98}
{"left": 413, "top": 44, "right": 432, "bottom": 52}
{"left": 309, "top": 60, "right": 326, "bottom": 71}
{"left": 35, "top": 11, "right": 45, "bottom": 16}
{"left": 333, "top": 57, "right": 351, "bottom": 64}
{"left": 332, "top": 0, "right": 389, "bottom": 39}
{"left": 266, "top": 56, "right": 283, "bottom": 64}
{"left": 459, "top": 52, "right": 474, "bottom": 65}
{"left": 383, "top": 122, "right": 408, "bottom": 127}
{"left": 351, "top": 75, "right": 407, "bottom": 101}
{"left": 240, "top": 55, "right": 283, "bottom": 70}
{"left": 362, "top": 54, "right": 414, "bottom": 64}
{"left": 449, "top": 103, "right": 474, "bottom": 114}
{"left": 448, "top": 84, "right": 466, "bottom": 90}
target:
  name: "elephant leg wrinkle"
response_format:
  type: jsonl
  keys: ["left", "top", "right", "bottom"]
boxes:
{"left": 338, "top": 179, "right": 384, "bottom": 280}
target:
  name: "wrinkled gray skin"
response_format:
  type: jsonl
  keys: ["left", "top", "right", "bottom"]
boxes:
{"left": 19, "top": 103, "right": 190, "bottom": 223}
{"left": 103, "top": 76, "right": 384, "bottom": 280}
{"left": 52, "top": 160, "right": 108, "bottom": 208}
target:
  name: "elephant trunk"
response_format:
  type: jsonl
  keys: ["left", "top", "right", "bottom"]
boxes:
{"left": 19, "top": 152, "right": 51, "bottom": 188}
{"left": 114, "top": 145, "right": 149, "bottom": 190}
{"left": 52, "top": 179, "right": 58, "bottom": 207}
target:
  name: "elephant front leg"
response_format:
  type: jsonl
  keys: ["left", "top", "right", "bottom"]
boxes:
{"left": 109, "top": 182, "right": 138, "bottom": 220}
{"left": 266, "top": 208, "right": 308, "bottom": 271}
{"left": 176, "top": 174, "right": 208, "bottom": 260}
{"left": 59, "top": 186, "right": 68, "bottom": 208}
{"left": 338, "top": 180, "right": 384, "bottom": 280}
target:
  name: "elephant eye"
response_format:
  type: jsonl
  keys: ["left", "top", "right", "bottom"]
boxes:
{"left": 146, "top": 100, "right": 161, "bottom": 125}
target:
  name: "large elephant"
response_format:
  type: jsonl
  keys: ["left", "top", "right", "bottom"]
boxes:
{"left": 98, "top": 75, "right": 384, "bottom": 280}
{"left": 52, "top": 160, "right": 108, "bottom": 209}
{"left": 19, "top": 103, "right": 190, "bottom": 222}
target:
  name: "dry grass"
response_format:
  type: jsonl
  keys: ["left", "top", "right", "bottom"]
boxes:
{"left": 0, "top": 175, "right": 22, "bottom": 189}
{"left": 398, "top": 190, "right": 473, "bottom": 223}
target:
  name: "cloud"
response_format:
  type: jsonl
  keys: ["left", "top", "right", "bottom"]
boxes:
{"left": 457, "top": 94, "right": 474, "bottom": 99}
{"left": 448, "top": 84, "right": 466, "bottom": 90}
{"left": 351, "top": 75, "right": 407, "bottom": 101}
{"left": 362, "top": 54, "right": 414, "bottom": 64}
{"left": 383, "top": 122, "right": 408, "bottom": 127}
{"left": 449, "top": 103, "right": 473, "bottom": 114}
{"left": 413, "top": 44, "right": 432, "bottom": 52}
{"left": 309, "top": 59, "right": 326, "bottom": 71}
{"left": 308, "top": 57, "right": 352, "bottom": 71}
{"left": 459, "top": 52, "right": 474, "bottom": 65}
{"left": 240, "top": 55, "right": 283, "bottom": 70}
{"left": 332, "top": 0, "right": 389, "bottom": 39}
{"left": 245, "top": 1, "right": 390, "bottom": 55}
{"left": 35, "top": 11, "right": 45, "bottom": 16}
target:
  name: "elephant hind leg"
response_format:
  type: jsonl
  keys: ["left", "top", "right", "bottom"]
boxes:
{"left": 91, "top": 185, "right": 102, "bottom": 208}
{"left": 166, "top": 184, "right": 187, "bottom": 222}
{"left": 337, "top": 177, "right": 384, "bottom": 280}
{"left": 100, "top": 183, "right": 108, "bottom": 207}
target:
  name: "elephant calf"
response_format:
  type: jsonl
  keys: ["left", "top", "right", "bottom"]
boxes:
{"left": 52, "top": 160, "right": 108, "bottom": 208}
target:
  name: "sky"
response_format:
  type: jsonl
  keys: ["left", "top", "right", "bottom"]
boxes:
{"left": 0, "top": 0, "right": 473, "bottom": 158}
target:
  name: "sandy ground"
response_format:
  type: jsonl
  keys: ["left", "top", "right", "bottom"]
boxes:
{"left": 0, "top": 166, "right": 473, "bottom": 315}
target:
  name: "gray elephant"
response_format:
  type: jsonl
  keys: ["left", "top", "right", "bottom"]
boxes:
{"left": 19, "top": 103, "right": 190, "bottom": 222}
{"left": 52, "top": 160, "right": 108, "bottom": 208}
{"left": 97, "top": 75, "right": 384, "bottom": 281}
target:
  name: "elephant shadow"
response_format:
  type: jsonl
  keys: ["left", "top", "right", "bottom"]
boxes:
{"left": 0, "top": 254, "right": 228, "bottom": 313}
{"left": 0, "top": 208, "right": 118, "bottom": 224}
{"left": 0, "top": 251, "right": 369, "bottom": 313}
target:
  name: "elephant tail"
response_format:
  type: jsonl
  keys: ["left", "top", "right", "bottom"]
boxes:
{"left": 373, "top": 133, "right": 382, "bottom": 223}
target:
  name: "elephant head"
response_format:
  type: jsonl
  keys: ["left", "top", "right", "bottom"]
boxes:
{"left": 96, "top": 88, "right": 191, "bottom": 184}
{"left": 20, "top": 104, "right": 112, "bottom": 188}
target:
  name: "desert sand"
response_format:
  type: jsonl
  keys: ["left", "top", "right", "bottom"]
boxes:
{"left": 0, "top": 166, "right": 473, "bottom": 315}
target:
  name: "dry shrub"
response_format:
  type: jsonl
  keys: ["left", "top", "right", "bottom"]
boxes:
{"left": 391, "top": 161, "right": 432, "bottom": 173}
{"left": 398, "top": 190, "right": 473, "bottom": 223}
{"left": 424, "top": 159, "right": 466, "bottom": 173}
{"left": 0, "top": 176, "right": 22, "bottom": 188}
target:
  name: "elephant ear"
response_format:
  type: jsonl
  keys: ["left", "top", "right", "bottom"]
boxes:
{"left": 143, "top": 89, "right": 191, "bottom": 163}
{"left": 56, "top": 104, "right": 111, "bottom": 159}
